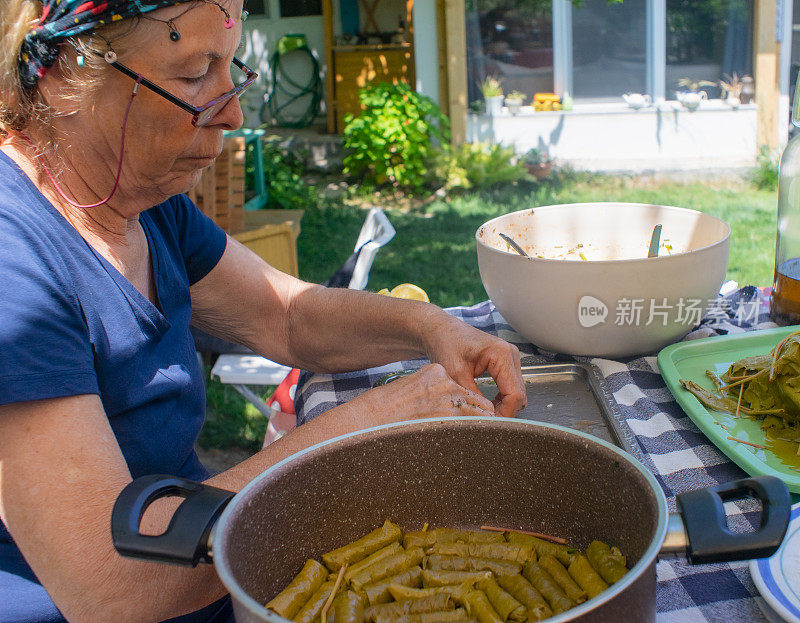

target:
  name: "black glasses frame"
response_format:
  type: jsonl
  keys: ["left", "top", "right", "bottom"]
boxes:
{"left": 107, "top": 56, "right": 258, "bottom": 127}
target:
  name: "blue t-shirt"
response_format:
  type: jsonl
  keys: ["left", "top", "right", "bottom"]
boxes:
{"left": 0, "top": 152, "right": 229, "bottom": 622}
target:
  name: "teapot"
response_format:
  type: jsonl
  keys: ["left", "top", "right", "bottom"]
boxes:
{"left": 623, "top": 93, "right": 652, "bottom": 109}
{"left": 676, "top": 90, "right": 707, "bottom": 111}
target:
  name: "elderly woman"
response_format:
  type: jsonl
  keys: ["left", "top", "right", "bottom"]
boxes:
{"left": 0, "top": 0, "right": 525, "bottom": 620}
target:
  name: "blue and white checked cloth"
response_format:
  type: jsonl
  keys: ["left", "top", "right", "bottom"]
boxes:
{"left": 294, "top": 287, "right": 784, "bottom": 622}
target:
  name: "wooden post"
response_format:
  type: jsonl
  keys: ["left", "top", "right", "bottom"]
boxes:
{"left": 436, "top": 0, "right": 449, "bottom": 116}
{"left": 323, "top": 0, "right": 337, "bottom": 133}
{"left": 442, "top": 0, "right": 467, "bottom": 145}
{"left": 755, "top": 0, "right": 781, "bottom": 150}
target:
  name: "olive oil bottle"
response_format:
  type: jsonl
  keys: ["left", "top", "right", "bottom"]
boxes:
{"left": 770, "top": 77, "right": 800, "bottom": 325}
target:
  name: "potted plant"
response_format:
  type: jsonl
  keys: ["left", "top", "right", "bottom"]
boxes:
{"left": 505, "top": 90, "right": 527, "bottom": 115}
{"left": 719, "top": 73, "right": 744, "bottom": 109}
{"left": 522, "top": 147, "right": 554, "bottom": 179}
{"left": 675, "top": 78, "right": 716, "bottom": 111}
{"left": 480, "top": 76, "right": 504, "bottom": 116}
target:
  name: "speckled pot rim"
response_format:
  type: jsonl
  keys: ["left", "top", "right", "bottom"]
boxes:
{"left": 211, "top": 417, "right": 669, "bottom": 623}
{"left": 475, "top": 202, "right": 731, "bottom": 266}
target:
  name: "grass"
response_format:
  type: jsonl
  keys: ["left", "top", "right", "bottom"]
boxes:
{"left": 198, "top": 366, "right": 271, "bottom": 452}
{"left": 199, "top": 171, "right": 779, "bottom": 452}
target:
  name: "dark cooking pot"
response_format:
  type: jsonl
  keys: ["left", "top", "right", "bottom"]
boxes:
{"left": 111, "top": 418, "right": 790, "bottom": 623}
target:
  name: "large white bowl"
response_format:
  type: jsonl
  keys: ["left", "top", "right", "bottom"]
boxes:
{"left": 476, "top": 203, "right": 731, "bottom": 357}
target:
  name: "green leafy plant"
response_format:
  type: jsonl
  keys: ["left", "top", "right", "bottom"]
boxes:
{"left": 248, "top": 138, "right": 317, "bottom": 209}
{"left": 522, "top": 147, "right": 553, "bottom": 166}
{"left": 438, "top": 142, "right": 528, "bottom": 190}
{"left": 753, "top": 145, "right": 779, "bottom": 191}
{"left": 480, "top": 76, "right": 504, "bottom": 99}
{"left": 342, "top": 82, "right": 450, "bottom": 193}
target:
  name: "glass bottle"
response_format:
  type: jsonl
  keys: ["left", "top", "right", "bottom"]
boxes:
{"left": 770, "top": 80, "right": 800, "bottom": 325}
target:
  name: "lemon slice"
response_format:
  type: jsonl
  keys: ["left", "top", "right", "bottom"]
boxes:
{"left": 390, "top": 283, "right": 430, "bottom": 302}
{"left": 377, "top": 288, "right": 391, "bottom": 296}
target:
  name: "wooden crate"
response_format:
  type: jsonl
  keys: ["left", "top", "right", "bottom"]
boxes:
{"left": 233, "top": 222, "right": 298, "bottom": 277}
{"left": 187, "top": 136, "right": 246, "bottom": 234}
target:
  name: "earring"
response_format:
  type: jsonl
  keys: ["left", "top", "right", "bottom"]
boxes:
{"left": 168, "top": 19, "right": 181, "bottom": 41}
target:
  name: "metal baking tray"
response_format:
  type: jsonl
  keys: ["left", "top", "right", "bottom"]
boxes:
{"left": 376, "top": 363, "right": 642, "bottom": 462}
{"left": 476, "top": 363, "right": 642, "bottom": 461}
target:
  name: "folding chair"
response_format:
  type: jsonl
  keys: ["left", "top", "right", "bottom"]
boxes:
{"left": 210, "top": 207, "right": 396, "bottom": 445}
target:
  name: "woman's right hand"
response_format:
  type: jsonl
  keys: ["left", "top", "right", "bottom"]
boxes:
{"left": 335, "top": 363, "right": 497, "bottom": 428}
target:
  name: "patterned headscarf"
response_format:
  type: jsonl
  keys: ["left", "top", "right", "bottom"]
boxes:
{"left": 18, "top": 0, "right": 198, "bottom": 90}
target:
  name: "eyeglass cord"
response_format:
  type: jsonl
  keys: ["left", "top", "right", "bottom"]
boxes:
{"left": 16, "top": 75, "right": 142, "bottom": 209}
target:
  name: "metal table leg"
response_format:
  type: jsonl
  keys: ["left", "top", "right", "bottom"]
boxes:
{"left": 232, "top": 384, "right": 274, "bottom": 419}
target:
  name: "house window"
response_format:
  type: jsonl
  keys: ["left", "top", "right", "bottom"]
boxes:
{"left": 665, "top": 0, "right": 753, "bottom": 100}
{"left": 571, "top": 0, "right": 646, "bottom": 102}
{"left": 465, "top": 0, "right": 555, "bottom": 105}
{"left": 279, "top": 0, "right": 322, "bottom": 18}
{"left": 246, "top": 0, "right": 268, "bottom": 17}
{"left": 465, "top": 0, "right": 756, "bottom": 107}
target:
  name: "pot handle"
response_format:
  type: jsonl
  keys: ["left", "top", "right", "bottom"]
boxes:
{"left": 677, "top": 475, "right": 790, "bottom": 564}
{"left": 111, "top": 474, "right": 235, "bottom": 567}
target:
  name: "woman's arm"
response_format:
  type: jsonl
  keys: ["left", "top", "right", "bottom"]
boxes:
{"left": 0, "top": 366, "right": 494, "bottom": 622}
{"left": 190, "top": 238, "right": 525, "bottom": 416}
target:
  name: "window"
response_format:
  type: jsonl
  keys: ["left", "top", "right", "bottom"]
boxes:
{"left": 279, "top": 0, "right": 322, "bottom": 18}
{"left": 666, "top": 0, "right": 753, "bottom": 100}
{"left": 245, "top": 0, "right": 268, "bottom": 17}
{"left": 464, "top": 0, "right": 756, "bottom": 107}
{"left": 465, "top": 0, "right": 554, "bottom": 105}
{"left": 571, "top": 0, "right": 647, "bottom": 102}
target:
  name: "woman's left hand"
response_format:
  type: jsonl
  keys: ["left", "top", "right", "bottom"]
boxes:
{"left": 423, "top": 313, "right": 526, "bottom": 418}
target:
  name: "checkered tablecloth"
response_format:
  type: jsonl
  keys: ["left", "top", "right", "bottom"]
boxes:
{"left": 294, "top": 287, "right": 785, "bottom": 622}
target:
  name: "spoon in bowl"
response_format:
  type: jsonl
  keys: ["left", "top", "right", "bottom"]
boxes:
{"left": 648, "top": 224, "right": 662, "bottom": 258}
{"left": 499, "top": 233, "right": 530, "bottom": 258}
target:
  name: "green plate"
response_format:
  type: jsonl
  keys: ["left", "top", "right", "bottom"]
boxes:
{"left": 658, "top": 325, "right": 800, "bottom": 493}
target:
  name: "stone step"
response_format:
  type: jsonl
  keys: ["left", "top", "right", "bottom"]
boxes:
{"left": 261, "top": 123, "right": 346, "bottom": 173}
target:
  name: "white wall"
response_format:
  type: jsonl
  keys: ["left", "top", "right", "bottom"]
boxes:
{"left": 468, "top": 101, "right": 758, "bottom": 172}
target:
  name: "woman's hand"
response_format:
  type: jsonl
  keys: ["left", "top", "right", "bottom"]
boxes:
{"left": 335, "top": 364, "right": 497, "bottom": 428}
{"left": 422, "top": 314, "right": 526, "bottom": 418}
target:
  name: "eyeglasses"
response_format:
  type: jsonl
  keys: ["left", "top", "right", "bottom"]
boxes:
{"left": 106, "top": 56, "right": 258, "bottom": 127}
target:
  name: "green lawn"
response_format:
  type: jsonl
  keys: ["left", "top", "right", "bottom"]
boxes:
{"left": 199, "top": 172, "right": 779, "bottom": 452}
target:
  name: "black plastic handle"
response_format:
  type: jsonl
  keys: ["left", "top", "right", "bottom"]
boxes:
{"left": 677, "top": 475, "right": 790, "bottom": 564}
{"left": 111, "top": 474, "right": 235, "bottom": 567}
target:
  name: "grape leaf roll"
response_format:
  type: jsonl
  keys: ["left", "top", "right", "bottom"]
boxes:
{"left": 364, "top": 593, "right": 454, "bottom": 622}
{"left": 266, "top": 559, "right": 328, "bottom": 619}
{"left": 567, "top": 555, "right": 609, "bottom": 599}
{"left": 424, "top": 555, "right": 522, "bottom": 577}
{"left": 404, "top": 529, "right": 505, "bottom": 549}
{"left": 495, "top": 574, "right": 552, "bottom": 622}
{"left": 474, "top": 576, "right": 526, "bottom": 622}
{"left": 585, "top": 541, "right": 628, "bottom": 585}
{"left": 351, "top": 548, "right": 425, "bottom": 591}
{"left": 362, "top": 567, "right": 423, "bottom": 606}
{"left": 333, "top": 590, "right": 366, "bottom": 623}
{"left": 537, "top": 555, "right": 586, "bottom": 604}
{"left": 324, "top": 520, "right": 403, "bottom": 572}
{"left": 521, "top": 561, "right": 575, "bottom": 614}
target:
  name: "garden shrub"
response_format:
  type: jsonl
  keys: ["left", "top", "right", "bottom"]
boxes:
{"left": 343, "top": 83, "right": 450, "bottom": 194}
{"left": 438, "top": 142, "right": 529, "bottom": 190}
